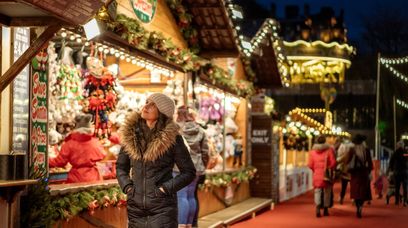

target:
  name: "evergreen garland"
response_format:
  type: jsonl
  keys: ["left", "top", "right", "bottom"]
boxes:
{"left": 107, "top": 14, "right": 254, "bottom": 97}
{"left": 200, "top": 166, "right": 257, "bottom": 190}
{"left": 165, "top": 0, "right": 200, "bottom": 53}
{"left": 20, "top": 161, "right": 126, "bottom": 226}
{"left": 165, "top": 0, "right": 257, "bottom": 83}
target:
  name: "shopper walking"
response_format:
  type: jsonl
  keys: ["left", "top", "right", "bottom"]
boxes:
{"left": 336, "top": 139, "right": 353, "bottom": 204}
{"left": 175, "top": 106, "right": 209, "bottom": 228}
{"left": 388, "top": 140, "right": 407, "bottom": 206}
{"left": 116, "top": 93, "right": 196, "bottom": 228}
{"left": 347, "top": 134, "right": 373, "bottom": 218}
{"left": 308, "top": 135, "right": 336, "bottom": 217}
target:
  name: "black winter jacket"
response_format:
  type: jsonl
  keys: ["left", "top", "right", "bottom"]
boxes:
{"left": 116, "top": 112, "right": 196, "bottom": 228}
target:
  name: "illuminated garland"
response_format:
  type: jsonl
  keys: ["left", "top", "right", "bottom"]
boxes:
{"left": 200, "top": 166, "right": 257, "bottom": 190}
{"left": 165, "top": 0, "right": 258, "bottom": 84}
{"left": 397, "top": 98, "right": 408, "bottom": 110}
{"left": 380, "top": 56, "right": 408, "bottom": 65}
{"left": 165, "top": 0, "right": 200, "bottom": 53}
{"left": 203, "top": 63, "right": 255, "bottom": 97}
{"left": 380, "top": 60, "right": 408, "bottom": 83}
{"left": 107, "top": 14, "right": 255, "bottom": 97}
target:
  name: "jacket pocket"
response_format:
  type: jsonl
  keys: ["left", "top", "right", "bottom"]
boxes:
{"left": 154, "top": 187, "right": 167, "bottom": 198}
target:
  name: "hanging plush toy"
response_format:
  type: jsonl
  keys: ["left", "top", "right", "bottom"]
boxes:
{"left": 233, "top": 135, "right": 243, "bottom": 167}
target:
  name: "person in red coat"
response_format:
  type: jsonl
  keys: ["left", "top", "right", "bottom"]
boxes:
{"left": 308, "top": 135, "right": 336, "bottom": 217}
{"left": 49, "top": 113, "right": 105, "bottom": 183}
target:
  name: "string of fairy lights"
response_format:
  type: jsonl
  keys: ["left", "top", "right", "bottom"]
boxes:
{"left": 380, "top": 56, "right": 408, "bottom": 83}
{"left": 396, "top": 98, "right": 408, "bottom": 110}
{"left": 58, "top": 28, "right": 175, "bottom": 77}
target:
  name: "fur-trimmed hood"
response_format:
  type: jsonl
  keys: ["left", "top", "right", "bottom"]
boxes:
{"left": 312, "top": 143, "right": 331, "bottom": 152}
{"left": 119, "top": 112, "right": 180, "bottom": 162}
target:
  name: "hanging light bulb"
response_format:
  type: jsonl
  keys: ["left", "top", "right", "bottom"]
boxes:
{"left": 114, "top": 52, "right": 120, "bottom": 58}
{"left": 85, "top": 41, "right": 90, "bottom": 46}
{"left": 61, "top": 31, "right": 67, "bottom": 38}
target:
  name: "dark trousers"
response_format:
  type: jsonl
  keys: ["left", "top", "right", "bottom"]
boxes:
{"left": 340, "top": 178, "right": 349, "bottom": 200}
{"left": 395, "top": 175, "right": 407, "bottom": 204}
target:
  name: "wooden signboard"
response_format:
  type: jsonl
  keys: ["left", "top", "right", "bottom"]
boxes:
{"left": 30, "top": 49, "right": 48, "bottom": 171}
{"left": 11, "top": 27, "right": 30, "bottom": 155}
{"left": 22, "top": 0, "right": 105, "bottom": 25}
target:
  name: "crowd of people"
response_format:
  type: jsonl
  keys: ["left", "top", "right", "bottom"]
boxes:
{"left": 308, "top": 133, "right": 408, "bottom": 219}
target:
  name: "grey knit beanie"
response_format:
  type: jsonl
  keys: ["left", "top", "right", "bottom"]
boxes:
{"left": 148, "top": 93, "right": 175, "bottom": 118}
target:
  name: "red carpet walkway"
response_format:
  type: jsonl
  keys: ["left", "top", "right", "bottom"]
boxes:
{"left": 232, "top": 182, "right": 408, "bottom": 228}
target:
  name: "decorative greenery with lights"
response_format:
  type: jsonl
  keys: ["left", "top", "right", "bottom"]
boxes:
{"left": 108, "top": 14, "right": 201, "bottom": 71}
{"left": 165, "top": 0, "right": 258, "bottom": 84}
{"left": 107, "top": 14, "right": 255, "bottom": 97}
{"left": 21, "top": 164, "right": 126, "bottom": 227}
{"left": 166, "top": 0, "right": 200, "bottom": 54}
{"left": 200, "top": 166, "right": 257, "bottom": 191}
{"left": 203, "top": 63, "right": 254, "bottom": 97}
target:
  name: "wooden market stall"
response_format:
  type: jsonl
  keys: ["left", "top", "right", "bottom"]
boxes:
{"left": 279, "top": 108, "right": 350, "bottom": 202}
{"left": 1, "top": 0, "right": 264, "bottom": 227}
{"left": 0, "top": 1, "right": 105, "bottom": 228}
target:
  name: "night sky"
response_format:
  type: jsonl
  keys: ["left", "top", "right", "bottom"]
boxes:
{"left": 256, "top": 0, "right": 408, "bottom": 43}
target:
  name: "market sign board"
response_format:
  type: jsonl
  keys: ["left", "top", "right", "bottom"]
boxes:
{"left": 130, "top": 0, "right": 157, "bottom": 23}
{"left": 31, "top": 49, "right": 49, "bottom": 171}
{"left": 11, "top": 27, "right": 30, "bottom": 155}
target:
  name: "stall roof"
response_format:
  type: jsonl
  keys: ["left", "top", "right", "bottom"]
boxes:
{"left": 0, "top": 0, "right": 105, "bottom": 26}
{"left": 251, "top": 39, "right": 282, "bottom": 88}
{"left": 249, "top": 19, "right": 286, "bottom": 89}
{"left": 184, "top": 0, "right": 239, "bottom": 58}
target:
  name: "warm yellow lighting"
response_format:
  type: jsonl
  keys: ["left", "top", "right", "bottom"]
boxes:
{"left": 283, "top": 40, "right": 354, "bottom": 53}
{"left": 286, "top": 56, "right": 351, "bottom": 66}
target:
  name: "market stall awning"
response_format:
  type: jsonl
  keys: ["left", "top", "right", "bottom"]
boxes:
{"left": 0, "top": 0, "right": 105, "bottom": 26}
{"left": 184, "top": 0, "right": 239, "bottom": 58}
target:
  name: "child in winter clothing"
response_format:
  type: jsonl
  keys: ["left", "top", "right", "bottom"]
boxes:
{"left": 49, "top": 113, "right": 105, "bottom": 183}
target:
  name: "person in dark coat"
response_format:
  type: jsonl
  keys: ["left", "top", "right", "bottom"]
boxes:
{"left": 308, "top": 135, "right": 336, "bottom": 217}
{"left": 175, "top": 106, "right": 209, "bottom": 228}
{"left": 116, "top": 93, "right": 196, "bottom": 228}
{"left": 49, "top": 113, "right": 105, "bottom": 183}
{"left": 347, "top": 134, "right": 373, "bottom": 218}
{"left": 388, "top": 140, "right": 407, "bottom": 206}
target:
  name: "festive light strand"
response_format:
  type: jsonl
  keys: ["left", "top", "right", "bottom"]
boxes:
{"left": 381, "top": 62, "right": 408, "bottom": 83}
{"left": 380, "top": 56, "right": 408, "bottom": 65}
{"left": 396, "top": 98, "right": 408, "bottom": 110}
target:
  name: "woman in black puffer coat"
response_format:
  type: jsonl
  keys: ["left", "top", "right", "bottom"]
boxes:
{"left": 116, "top": 93, "right": 196, "bottom": 228}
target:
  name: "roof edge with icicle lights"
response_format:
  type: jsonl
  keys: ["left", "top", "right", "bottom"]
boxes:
{"left": 249, "top": 18, "right": 290, "bottom": 87}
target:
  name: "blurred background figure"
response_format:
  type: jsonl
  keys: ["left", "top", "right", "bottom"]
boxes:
{"left": 49, "top": 113, "right": 105, "bottom": 183}
{"left": 176, "top": 106, "right": 209, "bottom": 228}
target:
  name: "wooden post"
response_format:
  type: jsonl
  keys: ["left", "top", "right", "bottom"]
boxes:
{"left": 0, "top": 24, "right": 61, "bottom": 93}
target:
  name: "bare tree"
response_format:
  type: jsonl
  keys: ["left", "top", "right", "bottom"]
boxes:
{"left": 362, "top": 7, "right": 408, "bottom": 55}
